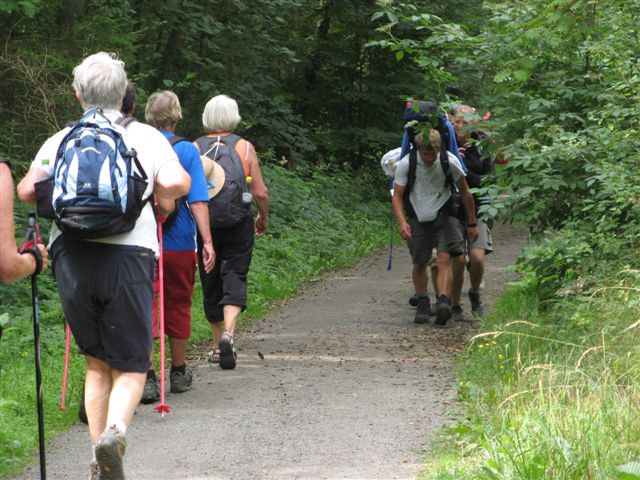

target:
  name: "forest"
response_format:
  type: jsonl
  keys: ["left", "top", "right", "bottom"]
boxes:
{"left": 1, "top": 0, "right": 640, "bottom": 478}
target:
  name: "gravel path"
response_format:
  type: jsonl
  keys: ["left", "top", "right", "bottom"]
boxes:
{"left": 14, "top": 223, "right": 526, "bottom": 480}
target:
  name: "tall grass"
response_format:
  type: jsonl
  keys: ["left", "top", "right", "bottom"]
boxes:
{"left": 0, "top": 161, "right": 392, "bottom": 477}
{"left": 422, "top": 268, "right": 640, "bottom": 479}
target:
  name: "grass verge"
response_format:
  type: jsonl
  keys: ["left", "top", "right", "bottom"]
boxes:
{"left": 420, "top": 267, "right": 640, "bottom": 479}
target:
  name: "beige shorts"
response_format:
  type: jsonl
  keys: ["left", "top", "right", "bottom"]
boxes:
{"left": 468, "top": 220, "right": 493, "bottom": 253}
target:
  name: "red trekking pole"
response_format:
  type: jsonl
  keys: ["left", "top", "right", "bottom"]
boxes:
{"left": 154, "top": 211, "right": 170, "bottom": 416}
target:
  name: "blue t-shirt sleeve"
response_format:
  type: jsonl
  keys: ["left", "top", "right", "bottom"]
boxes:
{"left": 175, "top": 142, "right": 208, "bottom": 203}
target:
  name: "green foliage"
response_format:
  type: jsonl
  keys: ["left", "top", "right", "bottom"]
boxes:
{"left": 422, "top": 265, "right": 640, "bottom": 479}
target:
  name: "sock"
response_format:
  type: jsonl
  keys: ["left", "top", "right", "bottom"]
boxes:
{"left": 171, "top": 363, "right": 186, "bottom": 374}
{"left": 91, "top": 444, "right": 97, "bottom": 462}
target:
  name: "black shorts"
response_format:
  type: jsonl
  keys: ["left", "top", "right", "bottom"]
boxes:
{"left": 197, "top": 215, "right": 254, "bottom": 323}
{"left": 51, "top": 237, "right": 155, "bottom": 372}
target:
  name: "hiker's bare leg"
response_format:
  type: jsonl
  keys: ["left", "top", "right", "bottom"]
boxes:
{"left": 106, "top": 369, "right": 145, "bottom": 431}
{"left": 431, "top": 265, "right": 439, "bottom": 296}
{"left": 435, "top": 252, "right": 453, "bottom": 298}
{"left": 169, "top": 337, "right": 188, "bottom": 366}
{"left": 451, "top": 254, "right": 466, "bottom": 305}
{"left": 412, "top": 262, "right": 429, "bottom": 295}
{"left": 85, "top": 356, "right": 112, "bottom": 443}
{"left": 223, "top": 304, "right": 242, "bottom": 336}
{"left": 469, "top": 247, "right": 485, "bottom": 293}
{"left": 211, "top": 321, "right": 223, "bottom": 348}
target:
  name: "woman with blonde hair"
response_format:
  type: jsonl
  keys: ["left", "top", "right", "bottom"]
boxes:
{"left": 195, "top": 94, "right": 269, "bottom": 369}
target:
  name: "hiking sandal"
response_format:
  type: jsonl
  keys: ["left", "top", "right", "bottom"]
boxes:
{"left": 207, "top": 348, "right": 221, "bottom": 364}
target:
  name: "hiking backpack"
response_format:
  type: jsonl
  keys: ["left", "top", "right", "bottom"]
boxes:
{"left": 162, "top": 135, "right": 190, "bottom": 230}
{"left": 35, "top": 109, "right": 148, "bottom": 239}
{"left": 195, "top": 133, "right": 251, "bottom": 229}
{"left": 401, "top": 100, "right": 462, "bottom": 220}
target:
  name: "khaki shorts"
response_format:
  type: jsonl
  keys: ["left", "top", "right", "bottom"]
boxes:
{"left": 407, "top": 211, "right": 465, "bottom": 265}
{"left": 467, "top": 219, "right": 493, "bottom": 253}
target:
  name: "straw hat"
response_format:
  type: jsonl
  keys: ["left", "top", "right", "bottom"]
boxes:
{"left": 201, "top": 155, "right": 225, "bottom": 199}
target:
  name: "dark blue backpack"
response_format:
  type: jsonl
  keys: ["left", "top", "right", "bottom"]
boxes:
{"left": 37, "top": 109, "right": 148, "bottom": 238}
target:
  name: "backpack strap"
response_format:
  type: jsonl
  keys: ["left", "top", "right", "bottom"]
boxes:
{"left": 168, "top": 135, "right": 190, "bottom": 147}
{"left": 112, "top": 115, "right": 148, "bottom": 182}
{"left": 115, "top": 115, "right": 136, "bottom": 128}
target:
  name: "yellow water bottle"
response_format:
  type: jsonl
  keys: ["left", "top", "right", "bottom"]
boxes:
{"left": 242, "top": 176, "right": 253, "bottom": 204}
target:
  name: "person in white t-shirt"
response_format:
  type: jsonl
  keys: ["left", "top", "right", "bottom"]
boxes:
{"left": 17, "top": 52, "right": 190, "bottom": 480}
{"left": 391, "top": 129, "right": 478, "bottom": 326}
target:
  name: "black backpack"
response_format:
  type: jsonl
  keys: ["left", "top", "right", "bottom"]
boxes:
{"left": 195, "top": 134, "right": 251, "bottom": 229}
{"left": 162, "top": 135, "right": 190, "bottom": 230}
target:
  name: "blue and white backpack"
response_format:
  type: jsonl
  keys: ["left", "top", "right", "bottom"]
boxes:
{"left": 41, "top": 109, "right": 149, "bottom": 238}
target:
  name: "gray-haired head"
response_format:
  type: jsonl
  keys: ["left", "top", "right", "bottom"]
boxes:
{"left": 145, "top": 90, "right": 182, "bottom": 131}
{"left": 202, "top": 94, "right": 241, "bottom": 133}
{"left": 72, "top": 52, "right": 127, "bottom": 111}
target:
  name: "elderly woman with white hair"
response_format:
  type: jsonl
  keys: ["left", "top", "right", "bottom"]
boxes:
{"left": 194, "top": 94, "right": 269, "bottom": 370}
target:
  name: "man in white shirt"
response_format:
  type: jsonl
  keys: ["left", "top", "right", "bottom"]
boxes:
{"left": 17, "top": 52, "right": 190, "bottom": 480}
{"left": 391, "top": 129, "right": 479, "bottom": 326}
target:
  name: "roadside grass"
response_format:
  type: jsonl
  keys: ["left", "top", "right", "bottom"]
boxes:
{"left": 0, "top": 162, "right": 392, "bottom": 478}
{"left": 420, "top": 269, "right": 640, "bottom": 479}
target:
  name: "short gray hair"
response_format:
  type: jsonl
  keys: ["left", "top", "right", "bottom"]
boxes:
{"left": 72, "top": 52, "right": 127, "bottom": 111}
{"left": 202, "top": 94, "right": 241, "bottom": 133}
{"left": 145, "top": 90, "right": 182, "bottom": 131}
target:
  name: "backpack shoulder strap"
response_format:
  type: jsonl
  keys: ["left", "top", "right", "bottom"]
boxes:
{"left": 168, "top": 135, "right": 189, "bottom": 147}
{"left": 406, "top": 147, "right": 417, "bottom": 194}
{"left": 204, "top": 133, "right": 250, "bottom": 177}
{"left": 115, "top": 116, "right": 136, "bottom": 128}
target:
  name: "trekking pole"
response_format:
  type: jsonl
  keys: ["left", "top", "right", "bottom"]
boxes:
{"left": 21, "top": 213, "right": 47, "bottom": 479}
{"left": 387, "top": 179, "right": 394, "bottom": 271}
{"left": 59, "top": 323, "right": 71, "bottom": 411}
{"left": 154, "top": 217, "right": 170, "bottom": 416}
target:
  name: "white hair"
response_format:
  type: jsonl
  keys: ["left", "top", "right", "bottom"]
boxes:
{"left": 72, "top": 52, "right": 127, "bottom": 111}
{"left": 202, "top": 94, "right": 241, "bottom": 133}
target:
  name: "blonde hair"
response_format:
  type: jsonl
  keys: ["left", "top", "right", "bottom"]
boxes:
{"left": 145, "top": 90, "right": 182, "bottom": 130}
{"left": 416, "top": 129, "right": 442, "bottom": 152}
{"left": 452, "top": 105, "right": 479, "bottom": 124}
{"left": 202, "top": 94, "right": 241, "bottom": 133}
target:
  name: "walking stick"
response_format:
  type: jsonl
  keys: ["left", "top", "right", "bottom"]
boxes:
{"left": 21, "top": 213, "right": 47, "bottom": 479}
{"left": 154, "top": 217, "right": 170, "bottom": 416}
{"left": 59, "top": 323, "right": 71, "bottom": 411}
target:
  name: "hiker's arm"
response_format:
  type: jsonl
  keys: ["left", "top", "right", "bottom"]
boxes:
{"left": 156, "top": 195, "right": 175, "bottom": 217}
{"left": 155, "top": 160, "right": 191, "bottom": 199}
{"left": 190, "top": 201, "right": 215, "bottom": 273}
{"left": 17, "top": 167, "right": 51, "bottom": 205}
{"left": 246, "top": 142, "right": 269, "bottom": 236}
{"left": 0, "top": 163, "right": 48, "bottom": 283}
{"left": 455, "top": 176, "right": 479, "bottom": 243}
{"left": 391, "top": 184, "right": 411, "bottom": 240}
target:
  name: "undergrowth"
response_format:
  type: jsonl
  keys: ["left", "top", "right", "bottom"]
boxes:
{"left": 0, "top": 161, "right": 391, "bottom": 478}
{"left": 421, "top": 248, "right": 640, "bottom": 479}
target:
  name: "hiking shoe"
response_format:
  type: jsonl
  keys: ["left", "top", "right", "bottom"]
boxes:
{"left": 207, "top": 348, "right": 221, "bottom": 364}
{"left": 451, "top": 305, "right": 464, "bottom": 322}
{"left": 409, "top": 294, "right": 419, "bottom": 307}
{"left": 435, "top": 295, "right": 452, "bottom": 326}
{"left": 468, "top": 289, "right": 485, "bottom": 317}
{"left": 88, "top": 460, "right": 99, "bottom": 480}
{"left": 140, "top": 373, "right": 160, "bottom": 404}
{"left": 170, "top": 366, "right": 193, "bottom": 393}
{"left": 95, "top": 426, "right": 126, "bottom": 480}
{"left": 79, "top": 385, "right": 88, "bottom": 425}
{"left": 219, "top": 332, "right": 237, "bottom": 370}
{"left": 414, "top": 295, "right": 430, "bottom": 324}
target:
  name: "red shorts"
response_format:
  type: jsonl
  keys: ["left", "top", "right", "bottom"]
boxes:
{"left": 152, "top": 250, "right": 197, "bottom": 339}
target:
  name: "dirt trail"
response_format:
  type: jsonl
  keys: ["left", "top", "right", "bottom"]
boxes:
{"left": 15, "top": 223, "right": 526, "bottom": 480}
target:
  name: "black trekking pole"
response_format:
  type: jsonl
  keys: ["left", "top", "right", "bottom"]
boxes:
{"left": 20, "top": 213, "right": 46, "bottom": 479}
